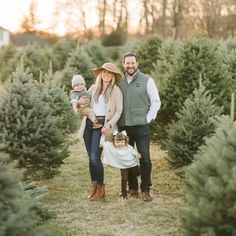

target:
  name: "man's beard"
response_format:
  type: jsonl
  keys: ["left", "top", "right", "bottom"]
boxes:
{"left": 126, "top": 68, "right": 137, "bottom": 76}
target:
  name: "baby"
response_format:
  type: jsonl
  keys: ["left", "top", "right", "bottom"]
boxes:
{"left": 101, "top": 130, "right": 141, "bottom": 199}
{"left": 71, "top": 74, "right": 102, "bottom": 129}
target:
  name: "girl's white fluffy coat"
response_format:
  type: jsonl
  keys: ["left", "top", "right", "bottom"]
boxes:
{"left": 102, "top": 142, "right": 138, "bottom": 169}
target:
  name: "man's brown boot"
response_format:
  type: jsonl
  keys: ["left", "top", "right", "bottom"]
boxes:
{"left": 87, "top": 182, "right": 97, "bottom": 199}
{"left": 128, "top": 189, "right": 139, "bottom": 197}
{"left": 142, "top": 192, "right": 153, "bottom": 202}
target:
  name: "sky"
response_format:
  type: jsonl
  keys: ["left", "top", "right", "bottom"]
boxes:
{"left": 0, "top": 0, "right": 69, "bottom": 35}
{"left": 0, "top": 0, "right": 140, "bottom": 35}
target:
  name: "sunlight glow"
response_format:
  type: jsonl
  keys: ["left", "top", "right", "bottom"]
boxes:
{"left": 0, "top": 0, "right": 140, "bottom": 35}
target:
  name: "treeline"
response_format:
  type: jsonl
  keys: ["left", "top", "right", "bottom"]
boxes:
{"left": 20, "top": 0, "right": 236, "bottom": 42}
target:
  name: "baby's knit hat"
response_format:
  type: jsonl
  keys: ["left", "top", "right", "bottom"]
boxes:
{"left": 72, "top": 74, "right": 85, "bottom": 87}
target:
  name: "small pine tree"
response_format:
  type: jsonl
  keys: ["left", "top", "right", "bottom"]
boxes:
{"left": 59, "top": 46, "right": 96, "bottom": 93}
{"left": 83, "top": 40, "right": 107, "bottom": 66}
{"left": 136, "top": 36, "right": 162, "bottom": 74}
{"left": 0, "top": 143, "right": 53, "bottom": 236}
{"left": 0, "top": 45, "right": 17, "bottom": 83}
{"left": 39, "top": 65, "right": 78, "bottom": 136}
{"left": 182, "top": 116, "right": 236, "bottom": 235}
{"left": 101, "top": 28, "right": 127, "bottom": 46}
{"left": 0, "top": 144, "right": 39, "bottom": 236}
{"left": 165, "top": 81, "right": 223, "bottom": 169}
{"left": 51, "top": 39, "right": 77, "bottom": 72}
{"left": 0, "top": 61, "right": 68, "bottom": 179}
{"left": 5, "top": 45, "right": 51, "bottom": 81}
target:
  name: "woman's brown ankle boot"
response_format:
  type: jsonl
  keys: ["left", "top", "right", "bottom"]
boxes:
{"left": 101, "top": 184, "right": 105, "bottom": 198}
{"left": 87, "top": 182, "right": 97, "bottom": 199}
{"left": 90, "top": 184, "right": 103, "bottom": 201}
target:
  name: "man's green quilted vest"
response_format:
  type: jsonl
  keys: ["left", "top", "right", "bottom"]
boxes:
{"left": 118, "top": 71, "right": 150, "bottom": 126}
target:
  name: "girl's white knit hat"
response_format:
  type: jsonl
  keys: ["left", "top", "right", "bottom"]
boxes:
{"left": 72, "top": 74, "right": 85, "bottom": 87}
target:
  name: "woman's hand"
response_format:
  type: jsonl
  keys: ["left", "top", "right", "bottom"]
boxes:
{"left": 101, "top": 123, "right": 111, "bottom": 134}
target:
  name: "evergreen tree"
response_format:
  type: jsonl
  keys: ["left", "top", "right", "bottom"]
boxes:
{"left": 0, "top": 143, "right": 53, "bottom": 236}
{"left": 59, "top": 46, "right": 96, "bottom": 93}
{"left": 222, "top": 49, "right": 236, "bottom": 116}
{"left": 150, "top": 40, "right": 182, "bottom": 141}
{"left": 83, "top": 40, "right": 107, "bottom": 67}
{"left": 101, "top": 28, "right": 127, "bottom": 46}
{"left": 0, "top": 62, "right": 68, "bottom": 179}
{"left": 51, "top": 39, "right": 77, "bottom": 72}
{"left": 0, "top": 45, "right": 17, "bottom": 83}
{"left": 39, "top": 65, "right": 78, "bottom": 136}
{"left": 0, "top": 144, "right": 39, "bottom": 236}
{"left": 183, "top": 116, "right": 236, "bottom": 235}
{"left": 136, "top": 36, "right": 162, "bottom": 75}
{"left": 5, "top": 45, "right": 51, "bottom": 81}
{"left": 165, "top": 82, "right": 223, "bottom": 169}
{"left": 150, "top": 36, "right": 232, "bottom": 143}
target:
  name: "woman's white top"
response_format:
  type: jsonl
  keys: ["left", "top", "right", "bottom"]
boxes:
{"left": 102, "top": 142, "right": 138, "bottom": 169}
{"left": 93, "top": 95, "right": 106, "bottom": 116}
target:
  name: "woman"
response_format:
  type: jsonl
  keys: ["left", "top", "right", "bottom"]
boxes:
{"left": 78, "top": 62, "right": 123, "bottom": 202}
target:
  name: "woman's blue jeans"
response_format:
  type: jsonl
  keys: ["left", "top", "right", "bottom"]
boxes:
{"left": 83, "top": 118, "right": 104, "bottom": 185}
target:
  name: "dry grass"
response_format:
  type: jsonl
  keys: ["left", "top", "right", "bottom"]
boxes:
{"left": 44, "top": 141, "right": 185, "bottom": 236}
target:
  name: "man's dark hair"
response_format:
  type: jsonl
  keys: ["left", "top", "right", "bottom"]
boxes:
{"left": 123, "top": 52, "right": 138, "bottom": 62}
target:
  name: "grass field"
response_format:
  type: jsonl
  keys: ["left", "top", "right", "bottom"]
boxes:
{"left": 44, "top": 141, "right": 185, "bottom": 236}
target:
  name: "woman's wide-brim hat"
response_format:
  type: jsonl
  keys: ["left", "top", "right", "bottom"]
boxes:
{"left": 92, "top": 62, "right": 122, "bottom": 81}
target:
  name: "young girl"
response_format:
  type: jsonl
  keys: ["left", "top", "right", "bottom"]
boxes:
{"left": 102, "top": 130, "right": 141, "bottom": 199}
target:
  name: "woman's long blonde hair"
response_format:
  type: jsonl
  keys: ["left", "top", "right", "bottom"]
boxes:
{"left": 93, "top": 71, "right": 116, "bottom": 103}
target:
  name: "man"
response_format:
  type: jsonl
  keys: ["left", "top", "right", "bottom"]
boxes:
{"left": 118, "top": 52, "right": 161, "bottom": 202}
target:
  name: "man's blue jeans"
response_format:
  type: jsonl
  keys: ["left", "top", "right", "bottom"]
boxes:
{"left": 83, "top": 118, "right": 104, "bottom": 185}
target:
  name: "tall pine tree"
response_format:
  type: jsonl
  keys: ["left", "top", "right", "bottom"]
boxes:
{"left": 165, "top": 81, "right": 223, "bottom": 170}
{"left": 38, "top": 65, "right": 78, "bottom": 136}
{"left": 0, "top": 143, "right": 53, "bottom": 236}
{"left": 150, "top": 40, "right": 182, "bottom": 141}
{"left": 0, "top": 61, "right": 68, "bottom": 179}
{"left": 151, "top": 35, "right": 232, "bottom": 143}
{"left": 136, "top": 36, "right": 162, "bottom": 75}
{"left": 0, "top": 144, "right": 39, "bottom": 236}
{"left": 183, "top": 116, "right": 236, "bottom": 235}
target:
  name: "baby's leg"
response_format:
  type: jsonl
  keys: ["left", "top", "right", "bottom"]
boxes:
{"left": 120, "top": 169, "right": 129, "bottom": 198}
